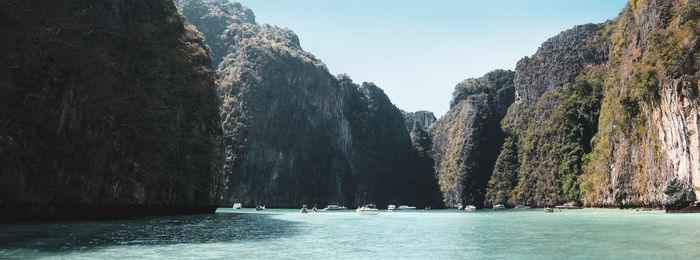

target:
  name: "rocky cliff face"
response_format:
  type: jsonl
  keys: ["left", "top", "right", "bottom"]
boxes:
{"left": 484, "top": 0, "right": 700, "bottom": 208}
{"left": 506, "top": 24, "right": 609, "bottom": 111}
{"left": 0, "top": 0, "right": 224, "bottom": 220}
{"left": 582, "top": 0, "right": 700, "bottom": 208}
{"left": 175, "top": 0, "right": 441, "bottom": 208}
{"left": 431, "top": 70, "right": 515, "bottom": 208}
{"left": 486, "top": 23, "right": 610, "bottom": 207}
{"left": 403, "top": 110, "right": 437, "bottom": 158}
{"left": 402, "top": 110, "right": 443, "bottom": 205}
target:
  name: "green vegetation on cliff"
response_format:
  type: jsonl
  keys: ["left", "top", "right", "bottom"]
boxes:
{"left": 483, "top": 0, "right": 700, "bottom": 208}
{"left": 5, "top": 0, "right": 695, "bottom": 216}
{"left": 485, "top": 137, "right": 519, "bottom": 206}
{"left": 463, "top": 21, "right": 611, "bottom": 207}
{"left": 581, "top": 0, "right": 700, "bottom": 207}
{"left": 431, "top": 70, "right": 515, "bottom": 208}
{"left": 505, "top": 71, "right": 604, "bottom": 206}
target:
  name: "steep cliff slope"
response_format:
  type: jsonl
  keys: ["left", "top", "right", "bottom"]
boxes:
{"left": 402, "top": 110, "right": 442, "bottom": 205}
{"left": 175, "top": 0, "right": 440, "bottom": 208}
{"left": 489, "top": 23, "right": 610, "bottom": 207}
{"left": 403, "top": 110, "right": 437, "bottom": 160}
{"left": 487, "top": 0, "right": 700, "bottom": 208}
{"left": 431, "top": 70, "right": 515, "bottom": 207}
{"left": 582, "top": 0, "right": 700, "bottom": 208}
{"left": 0, "top": 0, "right": 223, "bottom": 220}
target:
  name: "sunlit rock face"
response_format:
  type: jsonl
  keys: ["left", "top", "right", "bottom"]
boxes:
{"left": 486, "top": 0, "right": 700, "bottom": 209}
{"left": 581, "top": 0, "right": 700, "bottom": 208}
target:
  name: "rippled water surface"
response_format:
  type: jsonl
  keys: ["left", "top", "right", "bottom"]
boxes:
{"left": 1, "top": 208, "right": 699, "bottom": 259}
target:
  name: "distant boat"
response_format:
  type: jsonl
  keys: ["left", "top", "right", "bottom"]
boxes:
{"left": 397, "top": 205, "right": 417, "bottom": 210}
{"left": 300, "top": 205, "right": 308, "bottom": 214}
{"left": 232, "top": 203, "right": 242, "bottom": 209}
{"left": 312, "top": 206, "right": 318, "bottom": 212}
{"left": 457, "top": 204, "right": 464, "bottom": 210}
{"left": 544, "top": 207, "right": 555, "bottom": 213}
{"left": 388, "top": 205, "right": 396, "bottom": 212}
{"left": 320, "top": 205, "right": 347, "bottom": 211}
{"left": 555, "top": 203, "right": 580, "bottom": 209}
{"left": 356, "top": 204, "right": 379, "bottom": 215}
{"left": 493, "top": 204, "right": 506, "bottom": 211}
{"left": 255, "top": 205, "right": 265, "bottom": 211}
{"left": 515, "top": 205, "right": 531, "bottom": 210}
{"left": 464, "top": 205, "right": 476, "bottom": 211}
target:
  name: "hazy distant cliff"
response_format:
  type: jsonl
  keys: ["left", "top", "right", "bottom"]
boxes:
{"left": 403, "top": 110, "right": 437, "bottom": 159}
{"left": 175, "top": 0, "right": 441, "bottom": 208}
{"left": 0, "top": 0, "right": 223, "bottom": 220}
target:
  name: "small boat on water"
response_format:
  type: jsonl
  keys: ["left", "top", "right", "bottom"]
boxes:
{"left": 300, "top": 205, "right": 308, "bottom": 214}
{"left": 312, "top": 206, "right": 318, "bottom": 212}
{"left": 555, "top": 203, "right": 580, "bottom": 209}
{"left": 232, "top": 203, "right": 242, "bottom": 209}
{"left": 544, "top": 207, "right": 555, "bottom": 213}
{"left": 320, "top": 205, "right": 347, "bottom": 211}
{"left": 493, "top": 204, "right": 506, "bottom": 211}
{"left": 397, "top": 205, "right": 417, "bottom": 210}
{"left": 356, "top": 204, "right": 379, "bottom": 215}
{"left": 515, "top": 205, "right": 531, "bottom": 210}
{"left": 464, "top": 205, "right": 476, "bottom": 211}
{"left": 255, "top": 205, "right": 266, "bottom": 211}
{"left": 457, "top": 204, "right": 464, "bottom": 210}
{"left": 388, "top": 205, "right": 396, "bottom": 212}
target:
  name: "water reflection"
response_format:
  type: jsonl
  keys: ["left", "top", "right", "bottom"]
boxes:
{"left": 0, "top": 213, "right": 298, "bottom": 252}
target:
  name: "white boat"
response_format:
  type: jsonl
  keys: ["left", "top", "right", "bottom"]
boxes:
{"left": 320, "top": 205, "right": 347, "bottom": 211}
{"left": 397, "top": 205, "right": 417, "bottom": 210}
{"left": 555, "top": 203, "right": 580, "bottom": 209}
{"left": 232, "top": 203, "right": 242, "bottom": 209}
{"left": 464, "top": 205, "right": 476, "bottom": 211}
{"left": 515, "top": 205, "right": 531, "bottom": 210}
{"left": 493, "top": 204, "right": 506, "bottom": 211}
{"left": 388, "top": 205, "right": 396, "bottom": 211}
{"left": 356, "top": 204, "right": 379, "bottom": 215}
{"left": 300, "top": 205, "right": 308, "bottom": 214}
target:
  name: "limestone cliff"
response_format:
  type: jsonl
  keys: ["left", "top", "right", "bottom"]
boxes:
{"left": 175, "top": 0, "right": 441, "bottom": 208}
{"left": 486, "top": 0, "right": 700, "bottom": 208}
{"left": 0, "top": 0, "right": 223, "bottom": 220}
{"left": 403, "top": 110, "right": 437, "bottom": 158}
{"left": 431, "top": 70, "right": 515, "bottom": 208}
{"left": 402, "top": 110, "right": 442, "bottom": 205}
{"left": 582, "top": 0, "right": 700, "bottom": 208}
{"left": 488, "top": 23, "right": 609, "bottom": 207}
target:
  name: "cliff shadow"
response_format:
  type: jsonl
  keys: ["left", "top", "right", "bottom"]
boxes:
{"left": 0, "top": 212, "right": 299, "bottom": 253}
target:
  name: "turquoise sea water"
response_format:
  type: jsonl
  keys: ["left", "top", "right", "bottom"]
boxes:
{"left": 1, "top": 208, "right": 699, "bottom": 259}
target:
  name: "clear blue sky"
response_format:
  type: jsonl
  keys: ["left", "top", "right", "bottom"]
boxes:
{"left": 236, "top": 0, "right": 629, "bottom": 117}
